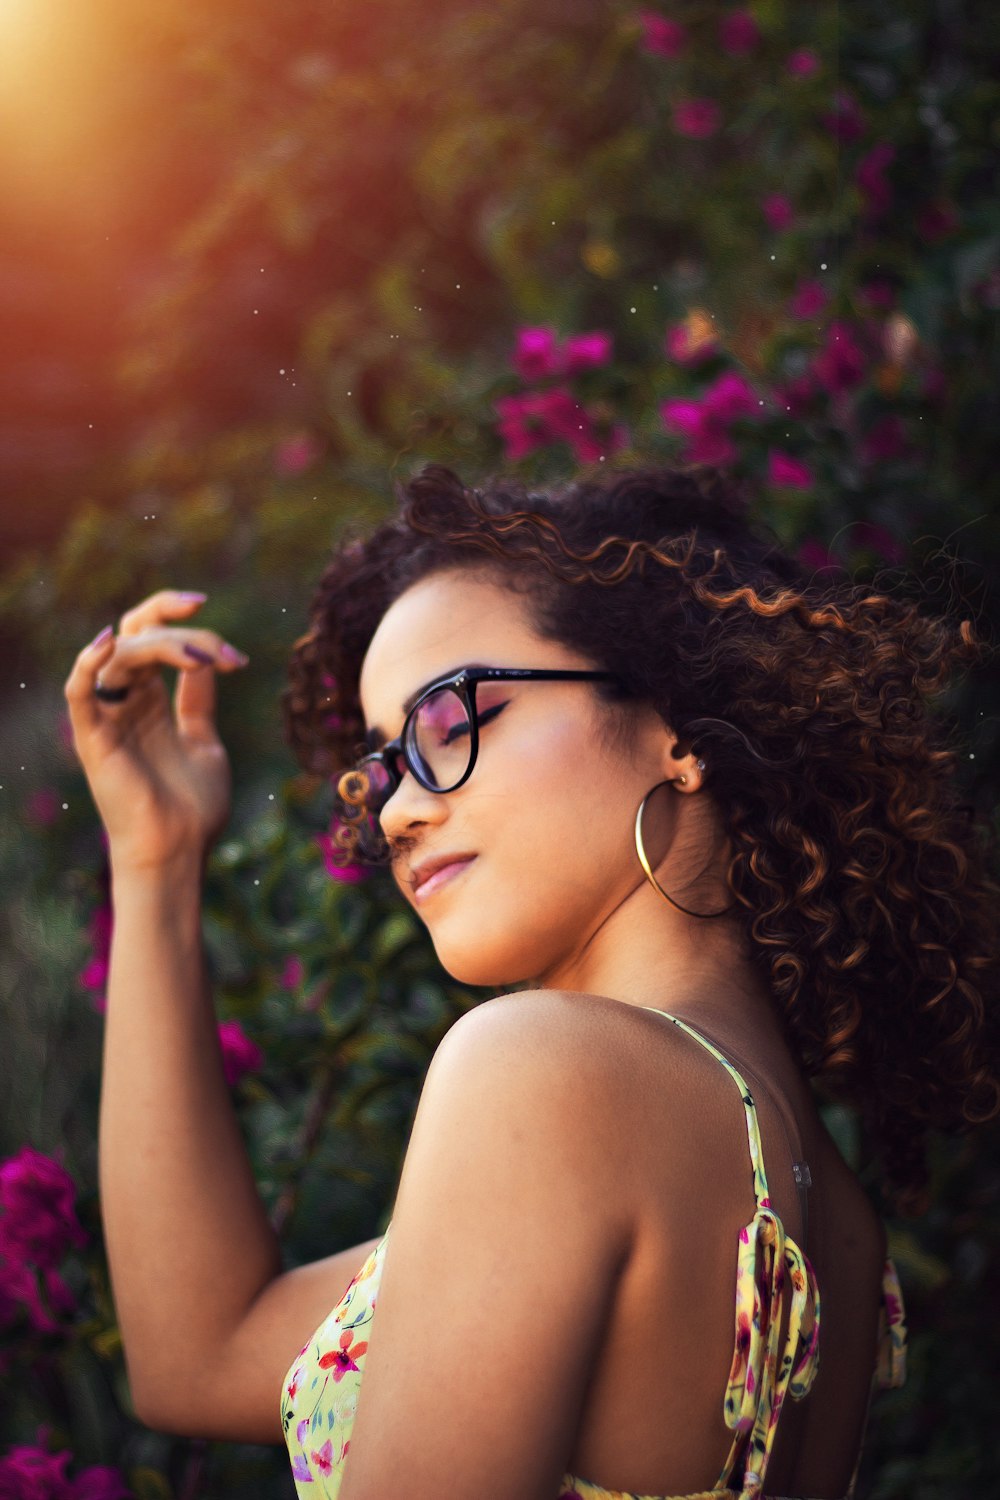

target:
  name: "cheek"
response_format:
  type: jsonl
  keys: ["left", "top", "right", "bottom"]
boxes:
{"left": 419, "top": 718, "right": 640, "bottom": 984}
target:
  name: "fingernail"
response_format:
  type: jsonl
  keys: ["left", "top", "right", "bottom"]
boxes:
{"left": 177, "top": 591, "right": 208, "bottom": 602}
{"left": 89, "top": 624, "right": 114, "bottom": 649}
{"left": 218, "top": 643, "right": 250, "bottom": 665}
{"left": 183, "top": 643, "right": 216, "bottom": 665}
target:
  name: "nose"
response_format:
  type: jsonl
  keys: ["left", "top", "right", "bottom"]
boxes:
{"left": 378, "top": 768, "right": 450, "bottom": 841}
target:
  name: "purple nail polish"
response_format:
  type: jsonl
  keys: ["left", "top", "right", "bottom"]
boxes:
{"left": 183, "top": 643, "right": 216, "bottom": 665}
{"left": 218, "top": 643, "right": 250, "bottom": 665}
{"left": 89, "top": 624, "right": 114, "bottom": 649}
{"left": 177, "top": 591, "right": 208, "bottom": 602}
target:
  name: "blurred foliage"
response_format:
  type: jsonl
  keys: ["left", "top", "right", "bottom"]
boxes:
{"left": 1, "top": 0, "right": 999, "bottom": 1494}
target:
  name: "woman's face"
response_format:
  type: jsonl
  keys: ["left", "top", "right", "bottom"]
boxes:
{"left": 357, "top": 568, "right": 688, "bottom": 990}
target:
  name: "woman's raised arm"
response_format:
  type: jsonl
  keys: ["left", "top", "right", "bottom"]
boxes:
{"left": 64, "top": 591, "right": 379, "bottom": 1442}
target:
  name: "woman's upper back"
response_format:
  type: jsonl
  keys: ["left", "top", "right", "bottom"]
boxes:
{"left": 560, "top": 997, "right": 900, "bottom": 1499}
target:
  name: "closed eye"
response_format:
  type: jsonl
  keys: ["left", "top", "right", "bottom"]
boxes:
{"left": 442, "top": 700, "right": 507, "bottom": 746}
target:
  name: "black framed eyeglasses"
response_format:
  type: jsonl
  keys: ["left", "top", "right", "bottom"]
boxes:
{"left": 343, "top": 666, "right": 618, "bottom": 820}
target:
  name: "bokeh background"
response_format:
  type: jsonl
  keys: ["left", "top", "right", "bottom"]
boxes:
{"left": 1, "top": 0, "right": 998, "bottom": 1494}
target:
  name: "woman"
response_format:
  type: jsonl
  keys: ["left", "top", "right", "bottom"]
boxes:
{"left": 65, "top": 462, "right": 998, "bottom": 1500}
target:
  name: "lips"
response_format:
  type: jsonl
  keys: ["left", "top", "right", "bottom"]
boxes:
{"left": 411, "top": 854, "right": 477, "bottom": 901}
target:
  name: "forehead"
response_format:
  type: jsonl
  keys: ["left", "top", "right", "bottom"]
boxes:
{"left": 358, "top": 569, "right": 575, "bottom": 733}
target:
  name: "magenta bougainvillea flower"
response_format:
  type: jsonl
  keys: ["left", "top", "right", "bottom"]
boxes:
{"left": 719, "top": 10, "right": 760, "bottom": 55}
{"left": 24, "top": 789, "right": 61, "bottom": 827}
{"left": 495, "top": 388, "right": 621, "bottom": 466}
{"left": 0, "top": 1148, "right": 87, "bottom": 1334}
{"left": 635, "top": 10, "right": 686, "bottom": 58}
{"left": 787, "top": 279, "right": 829, "bottom": 320}
{"left": 661, "top": 370, "right": 764, "bottom": 466}
{"left": 273, "top": 432, "right": 321, "bottom": 478}
{"left": 852, "top": 521, "right": 906, "bottom": 564}
{"left": 316, "top": 828, "right": 369, "bottom": 884}
{"left": 664, "top": 320, "right": 718, "bottom": 365}
{"left": 858, "top": 279, "right": 896, "bottom": 311}
{"left": 562, "top": 330, "right": 614, "bottom": 375}
{"left": 280, "top": 955, "right": 305, "bottom": 990}
{"left": 767, "top": 451, "right": 815, "bottom": 489}
{"left": 216, "top": 1020, "right": 264, "bottom": 1088}
{"left": 78, "top": 901, "right": 113, "bottom": 1014}
{"left": 917, "top": 200, "right": 960, "bottom": 242}
{"left": 513, "top": 326, "right": 561, "bottom": 381}
{"left": 787, "top": 48, "right": 820, "bottom": 78}
{"left": 0, "top": 1444, "right": 131, "bottom": 1499}
{"left": 512, "top": 325, "right": 613, "bottom": 382}
{"left": 856, "top": 142, "right": 896, "bottom": 219}
{"left": 798, "top": 540, "right": 840, "bottom": 572}
{"left": 822, "top": 88, "right": 866, "bottom": 143}
{"left": 672, "top": 98, "right": 722, "bottom": 138}
{"left": 859, "top": 415, "right": 912, "bottom": 466}
{"left": 762, "top": 193, "right": 794, "bottom": 232}
{"left": 812, "top": 320, "right": 868, "bottom": 395}
{"left": 0, "top": 1150, "right": 87, "bottom": 1272}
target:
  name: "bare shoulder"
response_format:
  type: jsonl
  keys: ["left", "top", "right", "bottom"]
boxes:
{"left": 434, "top": 987, "right": 663, "bottom": 1088}
{"left": 429, "top": 988, "right": 688, "bottom": 1150}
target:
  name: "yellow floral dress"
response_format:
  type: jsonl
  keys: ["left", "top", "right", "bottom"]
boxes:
{"left": 281, "top": 1010, "right": 907, "bottom": 1500}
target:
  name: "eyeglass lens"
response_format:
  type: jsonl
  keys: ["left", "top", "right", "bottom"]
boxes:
{"left": 361, "top": 685, "right": 472, "bottom": 813}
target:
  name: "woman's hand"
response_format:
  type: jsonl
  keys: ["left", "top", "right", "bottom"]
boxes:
{"left": 64, "top": 590, "right": 250, "bottom": 871}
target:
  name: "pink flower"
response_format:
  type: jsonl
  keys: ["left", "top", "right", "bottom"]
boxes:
{"left": 664, "top": 320, "right": 718, "bottom": 365}
{"left": 701, "top": 370, "right": 762, "bottom": 423}
{"left": 917, "top": 200, "right": 959, "bottom": 242}
{"left": 762, "top": 193, "right": 794, "bottom": 232}
{"left": 787, "top": 47, "right": 820, "bottom": 78}
{"left": 858, "top": 278, "right": 896, "bottom": 311}
{"left": 561, "top": 331, "right": 613, "bottom": 375}
{"left": 774, "top": 372, "right": 819, "bottom": 419}
{"left": 672, "top": 98, "right": 722, "bottom": 139}
{"left": 0, "top": 1150, "right": 87, "bottom": 1272}
{"left": 660, "top": 401, "right": 737, "bottom": 466}
{"left": 316, "top": 830, "right": 368, "bottom": 884}
{"left": 788, "top": 279, "right": 829, "bottom": 320}
{"left": 719, "top": 10, "right": 760, "bottom": 55}
{"left": 217, "top": 1020, "right": 264, "bottom": 1088}
{"left": 280, "top": 955, "right": 305, "bottom": 990}
{"left": 72, "top": 1465, "right": 131, "bottom": 1500}
{"left": 78, "top": 901, "right": 113, "bottom": 1015}
{"left": 767, "top": 451, "right": 814, "bottom": 489}
{"left": 798, "top": 539, "right": 840, "bottom": 572}
{"left": 856, "top": 142, "right": 895, "bottom": 219}
{"left": 0, "top": 1444, "right": 73, "bottom": 1498}
{"left": 821, "top": 88, "right": 866, "bottom": 143}
{"left": 859, "top": 415, "right": 911, "bottom": 466}
{"left": 661, "top": 371, "right": 763, "bottom": 466}
{"left": 513, "top": 326, "right": 561, "bottom": 382}
{"left": 495, "top": 387, "right": 577, "bottom": 460}
{"left": 25, "top": 789, "right": 60, "bottom": 827}
{"left": 273, "top": 432, "right": 321, "bottom": 478}
{"left": 853, "top": 521, "right": 905, "bottom": 565}
{"left": 310, "top": 1441, "right": 334, "bottom": 1477}
{"left": 812, "top": 320, "right": 867, "bottom": 394}
{"left": 636, "top": 10, "right": 686, "bottom": 57}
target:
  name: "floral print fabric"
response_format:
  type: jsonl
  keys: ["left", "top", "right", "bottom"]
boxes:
{"left": 281, "top": 1009, "right": 907, "bottom": 1500}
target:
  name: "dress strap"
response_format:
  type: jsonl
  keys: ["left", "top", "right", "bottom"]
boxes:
{"left": 642, "top": 1009, "right": 822, "bottom": 1500}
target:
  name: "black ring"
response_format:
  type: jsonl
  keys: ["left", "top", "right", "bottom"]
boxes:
{"left": 94, "top": 680, "right": 131, "bottom": 703}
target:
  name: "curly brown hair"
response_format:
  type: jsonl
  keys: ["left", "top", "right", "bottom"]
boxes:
{"left": 281, "top": 461, "right": 1000, "bottom": 1217}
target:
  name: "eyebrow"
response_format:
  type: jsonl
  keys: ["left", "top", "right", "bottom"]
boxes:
{"left": 363, "top": 662, "right": 495, "bottom": 751}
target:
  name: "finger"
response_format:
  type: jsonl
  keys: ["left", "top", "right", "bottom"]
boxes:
{"left": 64, "top": 626, "right": 120, "bottom": 737}
{"left": 99, "top": 629, "right": 249, "bottom": 690}
{"left": 118, "top": 589, "right": 209, "bottom": 638}
{"left": 174, "top": 653, "right": 219, "bottom": 736}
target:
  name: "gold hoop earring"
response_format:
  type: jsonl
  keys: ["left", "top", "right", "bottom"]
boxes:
{"left": 634, "top": 780, "right": 731, "bottom": 920}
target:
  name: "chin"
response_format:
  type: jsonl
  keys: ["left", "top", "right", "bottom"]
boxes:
{"left": 429, "top": 931, "right": 542, "bottom": 992}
